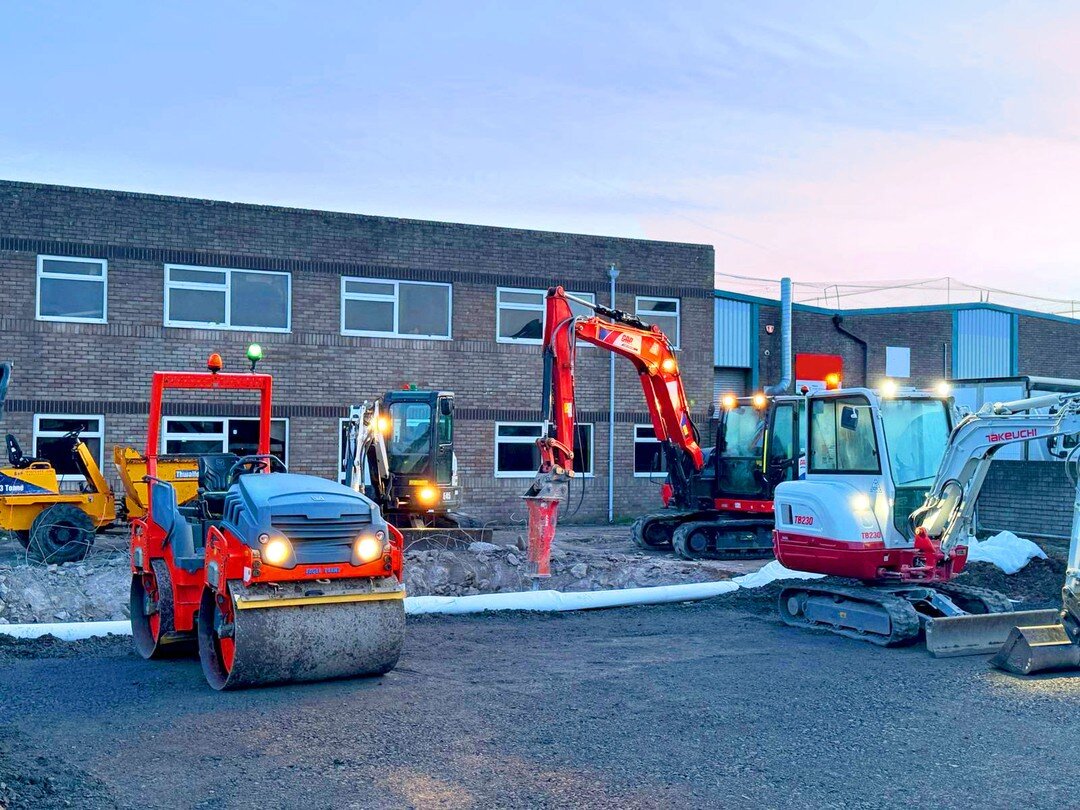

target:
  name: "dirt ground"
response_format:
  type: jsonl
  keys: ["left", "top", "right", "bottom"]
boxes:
{"left": 0, "top": 524, "right": 766, "bottom": 625}
{"left": 4, "top": 598, "right": 1080, "bottom": 809}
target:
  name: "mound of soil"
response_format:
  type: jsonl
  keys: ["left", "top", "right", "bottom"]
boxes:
{"left": 954, "top": 555, "right": 1067, "bottom": 609}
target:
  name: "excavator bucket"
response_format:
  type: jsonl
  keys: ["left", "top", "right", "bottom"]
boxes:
{"left": 925, "top": 608, "right": 1062, "bottom": 658}
{"left": 990, "top": 621, "right": 1080, "bottom": 675}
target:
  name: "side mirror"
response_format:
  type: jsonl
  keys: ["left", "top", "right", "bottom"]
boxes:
{"left": 840, "top": 406, "right": 859, "bottom": 432}
{"left": 439, "top": 398, "right": 454, "bottom": 417}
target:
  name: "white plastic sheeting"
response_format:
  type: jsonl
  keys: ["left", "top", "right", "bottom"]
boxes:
{"left": 966, "top": 531, "right": 1048, "bottom": 575}
{"left": 730, "top": 560, "right": 826, "bottom": 589}
{"left": 0, "top": 620, "right": 130, "bottom": 641}
{"left": 406, "top": 581, "right": 739, "bottom": 615}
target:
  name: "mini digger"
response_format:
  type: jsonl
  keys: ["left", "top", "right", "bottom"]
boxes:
{"left": 0, "top": 361, "right": 116, "bottom": 563}
{"left": 129, "top": 349, "right": 405, "bottom": 690}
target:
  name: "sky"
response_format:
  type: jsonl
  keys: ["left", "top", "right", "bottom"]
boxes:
{"left": 2, "top": 1, "right": 1079, "bottom": 309}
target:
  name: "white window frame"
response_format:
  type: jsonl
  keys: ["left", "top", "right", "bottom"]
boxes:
{"left": 496, "top": 287, "right": 596, "bottom": 345}
{"left": 163, "top": 264, "right": 292, "bottom": 333}
{"left": 160, "top": 416, "right": 290, "bottom": 467}
{"left": 36, "top": 255, "right": 108, "bottom": 324}
{"left": 339, "top": 277, "right": 453, "bottom": 340}
{"left": 494, "top": 421, "right": 593, "bottom": 478}
{"left": 635, "top": 296, "right": 680, "bottom": 349}
{"left": 32, "top": 413, "right": 105, "bottom": 483}
{"left": 633, "top": 423, "right": 668, "bottom": 478}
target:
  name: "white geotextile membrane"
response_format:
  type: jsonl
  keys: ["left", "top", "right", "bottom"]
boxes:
{"left": 966, "top": 530, "right": 1048, "bottom": 575}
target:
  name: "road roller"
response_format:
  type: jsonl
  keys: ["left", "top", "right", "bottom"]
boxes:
{"left": 128, "top": 349, "right": 405, "bottom": 690}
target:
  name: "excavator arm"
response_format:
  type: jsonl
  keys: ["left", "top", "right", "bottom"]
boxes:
{"left": 522, "top": 287, "right": 703, "bottom": 574}
{"left": 527, "top": 286, "right": 703, "bottom": 501}
{"left": 914, "top": 392, "right": 1080, "bottom": 560}
{"left": 343, "top": 401, "right": 391, "bottom": 504}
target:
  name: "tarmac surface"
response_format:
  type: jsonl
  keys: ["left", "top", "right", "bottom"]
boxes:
{"left": 2, "top": 591, "right": 1079, "bottom": 809}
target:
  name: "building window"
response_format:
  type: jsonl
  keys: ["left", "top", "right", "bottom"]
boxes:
{"left": 164, "top": 265, "right": 291, "bottom": 332}
{"left": 36, "top": 256, "right": 107, "bottom": 323}
{"left": 161, "top": 417, "right": 289, "bottom": 465}
{"left": 496, "top": 288, "right": 596, "bottom": 344}
{"left": 494, "top": 422, "right": 593, "bottom": 477}
{"left": 636, "top": 296, "right": 680, "bottom": 348}
{"left": 32, "top": 414, "right": 104, "bottom": 483}
{"left": 633, "top": 424, "right": 668, "bottom": 477}
{"left": 340, "top": 278, "right": 452, "bottom": 339}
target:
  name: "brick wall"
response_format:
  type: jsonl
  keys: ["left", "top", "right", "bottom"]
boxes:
{"left": 753, "top": 305, "right": 953, "bottom": 389}
{"left": 0, "top": 180, "right": 714, "bottom": 523}
{"left": 978, "top": 460, "right": 1076, "bottom": 540}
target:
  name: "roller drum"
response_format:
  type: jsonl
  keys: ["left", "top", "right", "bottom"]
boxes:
{"left": 199, "top": 581, "right": 405, "bottom": 690}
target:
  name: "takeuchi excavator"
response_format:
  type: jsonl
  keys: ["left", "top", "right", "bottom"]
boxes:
{"left": 773, "top": 386, "right": 1080, "bottom": 656}
{"left": 524, "top": 286, "right": 798, "bottom": 561}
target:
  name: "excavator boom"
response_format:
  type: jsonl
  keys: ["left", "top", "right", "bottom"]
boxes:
{"left": 524, "top": 286, "right": 702, "bottom": 574}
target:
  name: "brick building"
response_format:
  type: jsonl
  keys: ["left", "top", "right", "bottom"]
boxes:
{"left": 0, "top": 180, "right": 715, "bottom": 522}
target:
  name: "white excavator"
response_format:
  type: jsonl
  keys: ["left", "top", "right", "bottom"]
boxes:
{"left": 773, "top": 386, "right": 1080, "bottom": 656}
{"left": 343, "top": 389, "right": 485, "bottom": 542}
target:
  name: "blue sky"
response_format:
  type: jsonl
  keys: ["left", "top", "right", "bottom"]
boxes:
{"left": 2, "top": 2, "right": 1078, "bottom": 306}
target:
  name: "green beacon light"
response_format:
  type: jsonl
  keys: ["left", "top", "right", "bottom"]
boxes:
{"left": 246, "top": 343, "right": 263, "bottom": 372}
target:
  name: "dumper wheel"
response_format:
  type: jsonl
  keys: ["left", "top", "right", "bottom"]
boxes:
{"left": 131, "top": 559, "right": 193, "bottom": 659}
{"left": 28, "top": 503, "right": 95, "bottom": 563}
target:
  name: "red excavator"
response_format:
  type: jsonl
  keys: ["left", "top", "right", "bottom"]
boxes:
{"left": 523, "top": 286, "right": 793, "bottom": 562}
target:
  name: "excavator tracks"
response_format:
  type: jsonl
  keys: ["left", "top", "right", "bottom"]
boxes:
{"left": 633, "top": 511, "right": 774, "bottom": 560}
{"left": 932, "top": 581, "right": 1015, "bottom": 614}
{"left": 671, "top": 520, "right": 775, "bottom": 560}
{"left": 778, "top": 584, "right": 922, "bottom": 646}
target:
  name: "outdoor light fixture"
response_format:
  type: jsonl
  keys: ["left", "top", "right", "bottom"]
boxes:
{"left": 246, "top": 343, "right": 263, "bottom": 371}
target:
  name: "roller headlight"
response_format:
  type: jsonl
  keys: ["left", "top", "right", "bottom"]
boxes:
{"left": 262, "top": 537, "right": 292, "bottom": 566}
{"left": 417, "top": 486, "right": 439, "bottom": 506}
{"left": 355, "top": 534, "right": 383, "bottom": 563}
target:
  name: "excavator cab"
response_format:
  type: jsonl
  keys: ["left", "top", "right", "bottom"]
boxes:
{"left": 379, "top": 389, "right": 460, "bottom": 518}
{"left": 713, "top": 394, "right": 805, "bottom": 502}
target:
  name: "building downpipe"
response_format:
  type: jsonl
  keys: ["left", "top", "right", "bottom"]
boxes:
{"left": 764, "top": 277, "right": 792, "bottom": 395}
{"left": 607, "top": 263, "right": 619, "bottom": 523}
{"left": 832, "top": 314, "right": 869, "bottom": 384}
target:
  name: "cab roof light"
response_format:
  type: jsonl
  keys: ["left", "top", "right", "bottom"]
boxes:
{"left": 207, "top": 353, "right": 223, "bottom": 374}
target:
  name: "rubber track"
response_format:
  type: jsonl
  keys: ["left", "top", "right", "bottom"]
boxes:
{"left": 671, "top": 520, "right": 774, "bottom": 561}
{"left": 630, "top": 511, "right": 692, "bottom": 550}
{"left": 778, "top": 584, "right": 922, "bottom": 646}
{"left": 933, "top": 581, "right": 1015, "bottom": 614}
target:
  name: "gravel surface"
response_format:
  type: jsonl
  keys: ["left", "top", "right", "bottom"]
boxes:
{"left": 2, "top": 598, "right": 1080, "bottom": 809}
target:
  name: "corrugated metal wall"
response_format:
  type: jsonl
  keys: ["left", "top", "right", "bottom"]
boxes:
{"left": 713, "top": 367, "right": 750, "bottom": 410}
{"left": 714, "top": 298, "right": 753, "bottom": 367}
{"left": 954, "top": 309, "right": 1014, "bottom": 378}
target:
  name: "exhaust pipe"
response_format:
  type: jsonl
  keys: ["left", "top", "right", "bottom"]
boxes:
{"left": 764, "top": 278, "right": 792, "bottom": 395}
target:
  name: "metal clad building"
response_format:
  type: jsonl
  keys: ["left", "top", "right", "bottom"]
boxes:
{"left": 953, "top": 308, "right": 1015, "bottom": 379}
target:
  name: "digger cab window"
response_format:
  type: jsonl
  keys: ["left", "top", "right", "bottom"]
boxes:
{"left": 387, "top": 402, "right": 433, "bottom": 475}
{"left": 809, "top": 396, "right": 880, "bottom": 474}
{"left": 718, "top": 405, "right": 768, "bottom": 494}
{"left": 880, "top": 398, "right": 951, "bottom": 487}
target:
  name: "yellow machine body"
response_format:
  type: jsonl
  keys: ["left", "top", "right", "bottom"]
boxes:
{"left": 0, "top": 443, "right": 116, "bottom": 532}
{"left": 113, "top": 446, "right": 199, "bottom": 519}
